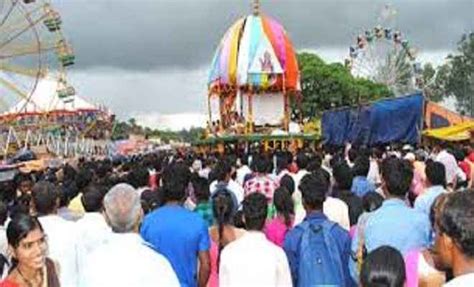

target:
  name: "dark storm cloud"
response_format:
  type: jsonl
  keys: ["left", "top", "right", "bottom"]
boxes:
{"left": 55, "top": 0, "right": 473, "bottom": 70}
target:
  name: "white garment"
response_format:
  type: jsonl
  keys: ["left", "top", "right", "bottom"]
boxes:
{"left": 292, "top": 169, "right": 310, "bottom": 206}
{"left": 346, "top": 158, "right": 355, "bottom": 168}
{"left": 292, "top": 169, "right": 309, "bottom": 191}
{"left": 236, "top": 165, "right": 252, "bottom": 186}
{"left": 210, "top": 179, "right": 245, "bottom": 206}
{"left": 293, "top": 196, "right": 350, "bottom": 230}
{"left": 289, "top": 121, "right": 301, "bottom": 134}
{"left": 418, "top": 252, "right": 442, "bottom": 277}
{"left": 81, "top": 233, "right": 179, "bottom": 287}
{"left": 323, "top": 197, "right": 350, "bottom": 230}
{"left": 0, "top": 226, "right": 7, "bottom": 258}
{"left": 198, "top": 167, "right": 211, "bottom": 179}
{"left": 367, "top": 159, "right": 381, "bottom": 186}
{"left": 443, "top": 272, "right": 474, "bottom": 287}
{"left": 75, "top": 212, "right": 111, "bottom": 279}
{"left": 436, "top": 150, "right": 459, "bottom": 185}
{"left": 39, "top": 215, "right": 79, "bottom": 287}
{"left": 456, "top": 166, "right": 467, "bottom": 182}
{"left": 276, "top": 169, "right": 291, "bottom": 181}
{"left": 292, "top": 169, "right": 310, "bottom": 226}
{"left": 219, "top": 232, "right": 292, "bottom": 287}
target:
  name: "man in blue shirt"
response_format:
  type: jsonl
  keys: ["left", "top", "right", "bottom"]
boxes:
{"left": 284, "top": 169, "right": 353, "bottom": 287}
{"left": 141, "top": 163, "right": 210, "bottom": 287}
{"left": 414, "top": 161, "right": 446, "bottom": 216}
{"left": 351, "top": 156, "right": 376, "bottom": 197}
{"left": 350, "top": 157, "right": 431, "bottom": 282}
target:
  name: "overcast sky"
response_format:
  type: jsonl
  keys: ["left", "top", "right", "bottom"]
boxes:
{"left": 53, "top": 0, "right": 473, "bottom": 130}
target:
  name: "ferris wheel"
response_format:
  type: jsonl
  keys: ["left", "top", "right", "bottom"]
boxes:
{"left": 345, "top": 25, "right": 423, "bottom": 96}
{"left": 0, "top": 0, "right": 75, "bottom": 119}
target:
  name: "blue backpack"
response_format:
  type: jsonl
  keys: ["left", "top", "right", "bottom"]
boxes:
{"left": 297, "top": 220, "right": 345, "bottom": 287}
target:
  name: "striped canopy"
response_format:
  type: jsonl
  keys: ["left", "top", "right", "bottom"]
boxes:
{"left": 208, "top": 14, "right": 300, "bottom": 93}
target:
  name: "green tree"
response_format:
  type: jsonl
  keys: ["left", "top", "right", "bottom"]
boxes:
{"left": 111, "top": 118, "right": 205, "bottom": 143}
{"left": 422, "top": 63, "right": 450, "bottom": 103}
{"left": 422, "top": 63, "right": 436, "bottom": 86}
{"left": 127, "top": 118, "right": 136, "bottom": 126}
{"left": 111, "top": 120, "right": 131, "bottom": 140}
{"left": 297, "top": 52, "right": 392, "bottom": 118}
{"left": 446, "top": 32, "right": 474, "bottom": 116}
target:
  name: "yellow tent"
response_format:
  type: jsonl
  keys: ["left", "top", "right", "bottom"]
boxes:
{"left": 423, "top": 121, "right": 474, "bottom": 141}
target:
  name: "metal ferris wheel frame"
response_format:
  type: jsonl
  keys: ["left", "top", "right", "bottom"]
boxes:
{"left": 346, "top": 26, "right": 423, "bottom": 96}
{"left": 0, "top": 0, "right": 111, "bottom": 159}
{"left": 0, "top": 0, "right": 75, "bottom": 123}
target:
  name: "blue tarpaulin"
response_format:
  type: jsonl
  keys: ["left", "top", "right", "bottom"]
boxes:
{"left": 322, "top": 93, "right": 424, "bottom": 146}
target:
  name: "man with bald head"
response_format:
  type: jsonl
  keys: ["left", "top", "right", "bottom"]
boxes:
{"left": 81, "top": 183, "right": 179, "bottom": 287}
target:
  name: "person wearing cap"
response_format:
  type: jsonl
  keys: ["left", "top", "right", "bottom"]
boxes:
{"left": 81, "top": 183, "right": 179, "bottom": 287}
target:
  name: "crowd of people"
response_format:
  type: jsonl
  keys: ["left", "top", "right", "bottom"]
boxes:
{"left": 0, "top": 141, "right": 472, "bottom": 287}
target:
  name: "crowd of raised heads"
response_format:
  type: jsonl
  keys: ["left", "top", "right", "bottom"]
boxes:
{"left": 0, "top": 141, "right": 472, "bottom": 287}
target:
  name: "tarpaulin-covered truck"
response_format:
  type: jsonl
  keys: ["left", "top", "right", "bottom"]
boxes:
{"left": 321, "top": 92, "right": 473, "bottom": 146}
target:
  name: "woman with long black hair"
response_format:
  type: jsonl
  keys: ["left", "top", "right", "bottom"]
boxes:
{"left": 208, "top": 188, "right": 245, "bottom": 287}
{"left": 0, "top": 214, "right": 60, "bottom": 287}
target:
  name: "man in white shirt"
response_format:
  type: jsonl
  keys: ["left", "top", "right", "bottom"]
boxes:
{"left": 75, "top": 185, "right": 111, "bottom": 278}
{"left": 81, "top": 184, "right": 179, "bottom": 287}
{"left": 219, "top": 193, "right": 292, "bottom": 287}
{"left": 433, "top": 191, "right": 474, "bottom": 287}
{"left": 32, "top": 181, "right": 79, "bottom": 287}
{"left": 235, "top": 156, "right": 252, "bottom": 186}
{"left": 210, "top": 160, "right": 244, "bottom": 206}
{"left": 434, "top": 144, "right": 459, "bottom": 187}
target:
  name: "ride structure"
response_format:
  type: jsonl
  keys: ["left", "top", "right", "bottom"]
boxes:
{"left": 0, "top": 0, "right": 112, "bottom": 158}
{"left": 345, "top": 25, "right": 424, "bottom": 96}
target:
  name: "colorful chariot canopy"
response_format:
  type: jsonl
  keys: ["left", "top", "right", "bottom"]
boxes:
{"left": 208, "top": 13, "right": 300, "bottom": 93}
